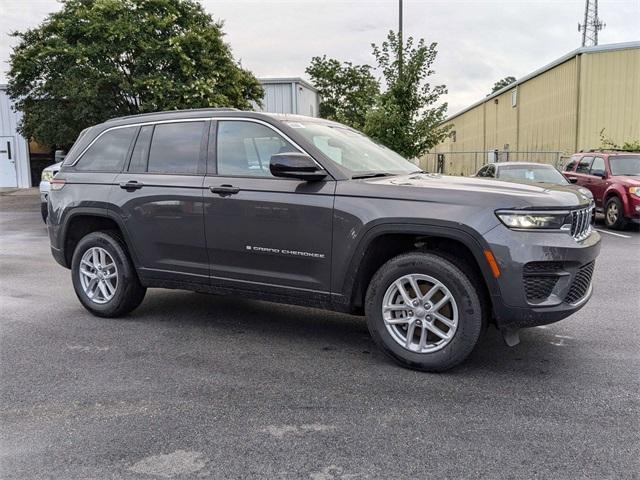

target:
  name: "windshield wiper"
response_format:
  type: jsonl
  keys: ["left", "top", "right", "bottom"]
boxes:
{"left": 351, "top": 172, "right": 395, "bottom": 179}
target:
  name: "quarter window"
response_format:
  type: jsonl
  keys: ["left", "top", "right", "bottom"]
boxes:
{"left": 216, "top": 121, "right": 298, "bottom": 177}
{"left": 75, "top": 127, "right": 136, "bottom": 172}
{"left": 576, "top": 156, "right": 593, "bottom": 174}
{"left": 148, "top": 122, "right": 205, "bottom": 174}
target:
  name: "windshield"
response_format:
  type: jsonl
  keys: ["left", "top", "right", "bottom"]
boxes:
{"left": 284, "top": 121, "right": 419, "bottom": 176}
{"left": 497, "top": 164, "right": 569, "bottom": 185}
{"left": 609, "top": 155, "right": 640, "bottom": 176}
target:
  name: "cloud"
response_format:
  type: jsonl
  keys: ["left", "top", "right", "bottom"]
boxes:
{"left": 1, "top": 0, "right": 638, "bottom": 115}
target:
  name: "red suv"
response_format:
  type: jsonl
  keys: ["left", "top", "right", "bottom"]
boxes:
{"left": 564, "top": 151, "right": 640, "bottom": 230}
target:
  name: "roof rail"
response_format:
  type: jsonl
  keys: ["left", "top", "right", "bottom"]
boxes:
{"left": 586, "top": 148, "right": 632, "bottom": 153}
{"left": 105, "top": 107, "right": 240, "bottom": 123}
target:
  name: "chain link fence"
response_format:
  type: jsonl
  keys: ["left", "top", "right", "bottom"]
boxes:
{"left": 419, "top": 151, "right": 567, "bottom": 176}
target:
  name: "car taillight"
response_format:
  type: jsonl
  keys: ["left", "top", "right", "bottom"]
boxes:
{"left": 50, "top": 179, "right": 66, "bottom": 191}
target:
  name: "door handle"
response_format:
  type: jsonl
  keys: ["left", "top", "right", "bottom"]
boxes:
{"left": 119, "top": 180, "right": 144, "bottom": 190}
{"left": 6, "top": 141, "right": 11, "bottom": 160}
{"left": 209, "top": 184, "right": 240, "bottom": 196}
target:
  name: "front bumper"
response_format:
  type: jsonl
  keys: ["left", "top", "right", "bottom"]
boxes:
{"left": 485, "top": 224, "right": 601, "bottom": 329}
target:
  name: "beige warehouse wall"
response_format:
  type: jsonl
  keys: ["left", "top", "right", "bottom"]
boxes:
{"left": 485, "top": 88, "right": 518, "bottom": 151}
{"left": 518, "top": 57, "right": 578, "bottom": 154}
{"left": 578, "top": 48, "right": 640, "bottom": 149}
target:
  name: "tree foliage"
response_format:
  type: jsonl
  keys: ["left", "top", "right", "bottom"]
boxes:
{"left": 7, "top": 0, "right": 263, "bottom": 148}
{"left": 363, "top": 31, "right": 450, "bottom": 159}
{"left": 490, "top": 76, "right": 516, "bottom": 94}
{"left": 306, "top": 56, "right": 379, "bottom": 130}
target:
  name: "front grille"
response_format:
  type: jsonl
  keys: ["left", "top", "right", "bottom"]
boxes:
{"left": 570, "top": 205, "right": 594, "bottom": 241}
{"left": 564, "top": 261, "right": 595, "bottom": 304}
{"left": 524, "top": 276, "right": 559, "bottom": 302}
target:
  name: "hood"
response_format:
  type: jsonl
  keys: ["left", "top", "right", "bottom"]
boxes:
{"left": 351, "top": 173, "right": 593, "bottom": 209}
{"left": 611, "top": 175, "right": 640, "bottom": 186}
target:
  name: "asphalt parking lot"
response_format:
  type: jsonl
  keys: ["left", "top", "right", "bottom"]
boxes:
{"left": 1, "top": 193, "right": 639, "bottom": 480}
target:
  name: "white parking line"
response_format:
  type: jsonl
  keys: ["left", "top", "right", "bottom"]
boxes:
{"left": 595, "top": 229, "right": 631, "bottom": 239}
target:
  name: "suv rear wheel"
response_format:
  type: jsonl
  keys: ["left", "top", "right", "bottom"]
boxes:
{"left": 365, "top": 252, "right": 484, "bottom": 372}
{"left": 604, "top": 196, "right": 627, "bottom": 230}
{"left": 71, "top": 231, "right": 146, "bottom": 317}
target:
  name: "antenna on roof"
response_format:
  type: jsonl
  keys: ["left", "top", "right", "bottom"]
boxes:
{"left": 578, "top": 0, "right": 606, "bottom": 47}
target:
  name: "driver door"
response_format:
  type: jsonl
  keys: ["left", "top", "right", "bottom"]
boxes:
{"left": 203, "top": 119, "right": 335, "bottom": 294}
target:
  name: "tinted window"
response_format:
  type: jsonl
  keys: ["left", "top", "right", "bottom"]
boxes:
{"left": 75, "top": 127, "right": 136, "bottom": 171}
{"left": 576, "top": 156, "right": 593, "bottom": 174}
{"left": 590, "top": 157, "right": 606, "bottom": 176}
{"left": 129, "top": 125, "right": 153, "bottom": 173}
{"left": 564, "top": 155, "right": 580, "bottom": 172}
{"left": 217, "top": 121, "right": 298, "bottom": 177}
{"left": 148, "top": 122, "right": 204, "bottom": 174}
{"left": 486, "top": 165, "right": 496, "bottom": 177}
{"left": 476, "top": 165, "right": 488, "bottom": 177}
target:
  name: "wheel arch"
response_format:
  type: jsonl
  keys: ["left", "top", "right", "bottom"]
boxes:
{"left": 59, "top": 209, "right": 137, "bottom": 268}
{"left": 342, "top": 223, "right": 501, "bottom": 315}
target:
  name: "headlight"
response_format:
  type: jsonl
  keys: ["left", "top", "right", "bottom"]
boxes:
{"left": 630, "top": 186, "right": 640, "bottom": 197}
{"left": 496, "top": 210, "right": 569, "bottom": 230}
{"left": 41, "top": 170, "right": 54, "bottom": 182}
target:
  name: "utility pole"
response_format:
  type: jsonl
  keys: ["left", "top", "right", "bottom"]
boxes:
{"left": 398, "top": 0, "right": 403, "bottom": 81}
{"left": 578, "top": 0, "right": 605, "bottom": 47}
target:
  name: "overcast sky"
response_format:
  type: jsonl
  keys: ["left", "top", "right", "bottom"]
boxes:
{"left": 1, "top": 0, "right": 638, "bottom": 115}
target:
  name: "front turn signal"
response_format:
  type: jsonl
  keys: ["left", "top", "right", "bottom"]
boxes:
{"left": 483, "top": 250, "right": 501, "bottom": 279}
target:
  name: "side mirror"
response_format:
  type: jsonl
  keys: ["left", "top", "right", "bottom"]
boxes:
{"left": 270, "top": 153, "right": 327, "bottom": 182}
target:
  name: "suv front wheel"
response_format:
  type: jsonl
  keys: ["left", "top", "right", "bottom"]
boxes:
{"left": 365, "top": 252, "right": 484, "bottom": 372}
{"left": 71, "top": 231, "right": 146, "bottom": 317}
{"left": 604, "top": 196, "right": 627, "bottom": 230}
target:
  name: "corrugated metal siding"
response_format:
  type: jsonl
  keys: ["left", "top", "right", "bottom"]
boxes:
{"left": 0, "top": 88, "right": 31, "bottom": 187}
{"left": 518, "top": 57, "right": 578, "bottom": 154}
{"left": 296, "top": 84, "right": 319, "bottom": 117}
{"left": 257, "top": 83, "right": 293, "bottom": 115}
{"left": 426, "top": 46, "right": 639, "bottom": 175}
{"left": 578, "top": 48, "right": 640, "bottom": 149}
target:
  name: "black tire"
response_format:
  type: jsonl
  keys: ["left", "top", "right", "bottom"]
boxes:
{"left": 365, "top": 252, "right": 485, "bottom": 372}
{"left": 71, "top": 231, "right": 146, "bottom": 317}
{"left": 40, "top": 202, "right": 48, "bottom": 223}
{"left": 604, "top": 196, "right": 628, "bottom": 230}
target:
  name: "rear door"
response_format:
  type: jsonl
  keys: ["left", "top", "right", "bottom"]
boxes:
{"left": 109, "top": 120, "right": 209, "bottom": 284}
{"left": 587, "top": 156, "right": 607, "bottom": 207}
{"left": 573, "top": 156, "right": 593, "bottom": 187}
{"left": 203, "top": 119, "right": 335, "bottom": 294}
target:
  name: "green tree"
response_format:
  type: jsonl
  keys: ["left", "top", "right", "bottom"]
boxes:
{"left": 306, "top": 56, "right": 379, "bottom": 130}
{"left": 7, "top": 0, "right": 263, "bottom": 149}
{"left": 363, "top": 31, "right": 450, "bottom": 159}
{"left": 490, "top": 76, "right": 516, "bottom": 94}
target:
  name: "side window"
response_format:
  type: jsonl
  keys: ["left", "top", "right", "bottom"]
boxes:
{"left": 128, "top": 125, "right": 153, "bottom": 173}
{"left": 216, "top": 121, "right": 298, "bottom": 177}
{"left": 564, "top": 155, "right": 581, "bottom": 171}
{"left": 590, "top": 157, "right": 605, "bottom": 176}
{"left": 486, "top": 165, "right": 496, "bottom": 178}
{"left": 148, "top": 122, "right": 205, "bottom": 174}
{"left": 576, "top": 156, "right": 593, "bottom": 174}
{"left": 75, "top": 127, "right": 136, "bottom": 172}
{"left": 476, "top": 165, "right": 488, "bottom": 177}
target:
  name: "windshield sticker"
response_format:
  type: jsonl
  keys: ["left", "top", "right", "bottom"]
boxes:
{"left": 286, "top": 122, "right": 306, "bottom": 129}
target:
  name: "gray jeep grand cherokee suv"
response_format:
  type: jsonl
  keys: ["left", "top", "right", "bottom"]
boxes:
{"left": 47, "top": 109, "right": 600, "bottom": 371}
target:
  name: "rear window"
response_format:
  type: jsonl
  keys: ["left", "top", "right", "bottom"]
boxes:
{"left": 75, "top": 127, "right": 136, "bottom": 172}
{"left": 564, "top": 155, "right": 581, "bottom": 172}
{"left": 147, "top": 122, "right": 205, "bottom": 174}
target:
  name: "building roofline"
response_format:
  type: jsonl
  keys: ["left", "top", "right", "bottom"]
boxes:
{"left": 443, "top": 41, "right": 640, "bottom": 124}
{"left": 258, "top": 77, "right": 318, "bottom": 93}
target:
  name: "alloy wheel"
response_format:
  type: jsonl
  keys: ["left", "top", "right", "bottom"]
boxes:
{"left": 79, "top": 247, "right": 118, "bottom": 304}
{"left": 606, "top": 202, "right": 618, "bottom": 225}
{"left": 382, "top": 274, "right": 459, "bottom": 353}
